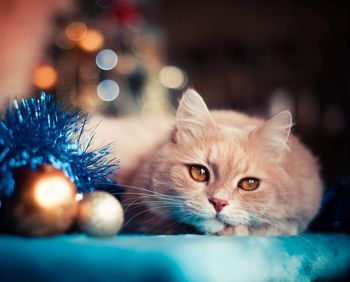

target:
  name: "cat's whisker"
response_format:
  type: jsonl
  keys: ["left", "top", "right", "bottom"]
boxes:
{"left": 225, "top": 206, "right": 293, "bottom": 234}
{"left": 123, "top": 197, "right": 186, "bottom": 224}
{"left": 116, "top": 183, "right": 184, "bottom": 200}
{"left": 117, "top": 192, "right": 183, "bottom": 205}
{"left": 99, "top": 182, "right": 183, "bottom": 201}
{"left": 168, "top": 212, "right": 193, "bottom": 228}
{"left": 242, "top": 209, "right": 314, "bottom": 250}
{"left": 122, "top": 207, "right": 161, "bottom": 229}
{"left": 245, "top": 213, "right": 319, "bottom": 256}
{"left": 131, "top": 201, "right": 185, "bottom": 211}
{"left": 123, "top": 198, "right": 183, "bottom": 214}
{"left": 123, "top": 197, "right": 146, "bottom": 214}
{"left": 166, "top": 219, "right": 188, "bottom": 230}
{"left": 246, "top": 214, "right": 289, "bottom": 233}
{"left": 250, "top": 211, "right": 319, "bottom": 254}
{"left": 244, "top": 209, "right": 292, "bottom": 232}
{"left": 136, "top": 213, "right": 164, "bottom": 234}
{"left": 123, "top": 204, "right": 181, "bottom": 229}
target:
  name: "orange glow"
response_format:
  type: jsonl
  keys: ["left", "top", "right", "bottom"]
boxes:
{"left": 32, "top": 65, "right": 58, "bottom": 89}
{"left": 78, "top": 29, "right": 104, "bottom": 52}
{"left": 34, "top": 177, "right": 75, "bottom": 208}
{"left": 65, "top": 21, "right": 87, "bottom": 42}
{"left": 73, "top": 86, "right": 103, "bottom": 111}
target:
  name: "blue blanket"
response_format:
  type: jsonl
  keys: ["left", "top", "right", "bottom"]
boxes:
{"left": 0, "top": 233, "right": 349, "bottom": 282}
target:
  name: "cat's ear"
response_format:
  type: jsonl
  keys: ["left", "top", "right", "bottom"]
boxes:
{"left": 174, "top": 89, "right": 215, "bottom": 143}
{"left": 251, "top": 110, "right": 293, "bottom": 159}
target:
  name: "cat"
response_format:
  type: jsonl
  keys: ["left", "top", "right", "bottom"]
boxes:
{"left": 93, "top": 89, "right": 323, "bottom": 235}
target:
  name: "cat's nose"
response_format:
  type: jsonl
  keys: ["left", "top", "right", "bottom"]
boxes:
{"left": 209, "top": 197, "right": 229, "bottom": 213}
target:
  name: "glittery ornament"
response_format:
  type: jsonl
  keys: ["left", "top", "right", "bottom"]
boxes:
{"left": 0, "top": 92, "right": 118, "bottom": 201}
{"left": 2, "top": 165, "right": 78, "bottom": 236}
{"left": 76, "top": 191, "right": 124, "bottom": 237}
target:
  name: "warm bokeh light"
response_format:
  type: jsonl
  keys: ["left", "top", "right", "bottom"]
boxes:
{"left": 159, "top": 66, "right": 187, "bottom": 89}
{"left": 34, "top": 177, "right": 75, "bottom": 208}
{"left": 97, "top": 80, "right": 120, "bottom": 101}
{"left": 96, "top": 49, "right": 118, "bottom": 70}
{"left": 72, "top": 86, "right": 104, "bottom": 111}
{"left": 78, "top": 29, "right": 104, "bottom": 52}
{"left": 75, "top": 193, "right": 83, "bottom": 201}
{"left": 32, "top": 65, "right": 58, "bottom": 89}
{"left": 65, "top": 21, "right": 87, "bottom": 42}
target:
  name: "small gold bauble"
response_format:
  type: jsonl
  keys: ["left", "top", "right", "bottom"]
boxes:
{"left": 76, "top": 191, "right": 124, "bottom": 237}
{"left": 3, "top": 164, "right": 78, "bottom": 236}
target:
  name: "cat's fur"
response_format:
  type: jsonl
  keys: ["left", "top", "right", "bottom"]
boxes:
{"left": 94, "top": 89, "right": 323, "bottom": 235}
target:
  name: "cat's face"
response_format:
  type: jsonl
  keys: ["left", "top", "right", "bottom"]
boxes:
{"left": 146, "top": 89, "right": 294, "bottom": 234}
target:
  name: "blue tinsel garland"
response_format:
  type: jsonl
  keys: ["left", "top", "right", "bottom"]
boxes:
{"left": 0, "top": 93, "right": 118, "bottom": 199}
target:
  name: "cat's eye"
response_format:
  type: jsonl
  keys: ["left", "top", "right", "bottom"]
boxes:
{"left": 238, "top": 177, "right": 260, "bottom": 191}
{"left": 189, "top": 165, "right": 209, "bottom": 182}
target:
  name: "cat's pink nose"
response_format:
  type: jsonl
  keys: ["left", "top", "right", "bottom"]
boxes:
{"left": 209, "top": 197, "right": 229, "bottom": 213}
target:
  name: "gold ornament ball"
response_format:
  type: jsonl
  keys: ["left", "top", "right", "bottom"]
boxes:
{"left": 3, "top": 164, "right": 78, "bottom": 236}
{"left": 76, "top": 191, "right": 124, "bottom": 237}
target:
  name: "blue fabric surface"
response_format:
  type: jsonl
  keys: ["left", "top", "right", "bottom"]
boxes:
{"left": 0, "top": 233, "right": 349, "bottom": 282}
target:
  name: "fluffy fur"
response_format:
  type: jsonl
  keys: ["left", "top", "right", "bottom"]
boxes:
{"left": 94, "top": 89, "right": 323, "bottom": 235}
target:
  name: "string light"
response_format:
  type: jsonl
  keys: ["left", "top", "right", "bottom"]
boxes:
{"left": 96, "top": 49, "right": 118, "bottom": 70}
{"left": 75, "top": 86, "right": 104, "bottom": 111}
{"left": 34, "top": 177, "right": 76, "bottom": 208}
{"left": 97, "top": 80, "right": 120, "bottom": 101}
{"left": 79, "top": 29, "right": 104, "bottom": 52}
{"left": 32, "top": 65, "right": 58, "bottom": 89}
{"left": 159, "top": 66, "right": 187, "bottom": 89}
{"left": 75, "top": 193, "right": 84, "bottom": 201}
{"left": 65, "top": 21, "right": 87, "bottom": 42}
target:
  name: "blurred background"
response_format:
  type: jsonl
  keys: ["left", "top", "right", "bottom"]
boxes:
{"left": 0, "top": 0, "right": 349, "bottom": 231}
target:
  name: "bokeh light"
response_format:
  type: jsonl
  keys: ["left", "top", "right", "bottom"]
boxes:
{"left": 32, "top": 65, "right": 58, "bottom": 89}
{"left": 75, "top": 193, "right": 83, "bottom": 201}
{"left": 159, "top": 66, "right": 187, "bottom": 89}
{"left": 73, "top": 86, "right": 104, "bottom": 111}
{"left": 78, "top": 29, "right": 104, "bottom": 52}
{"left": 97, "top": 80, "right": 120, "bottom": 101}
{"left": 34, "top": 177, "right": 75, "bottom": 208}
{"left": 65, "top": 21, "right": 87, "bottom": 42}
{"left": 96, "top": 49, "right": 118, "bottom": 70}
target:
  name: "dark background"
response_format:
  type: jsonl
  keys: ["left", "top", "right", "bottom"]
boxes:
{"left": 0, "top": 0, "right": 349, "bottom": 231}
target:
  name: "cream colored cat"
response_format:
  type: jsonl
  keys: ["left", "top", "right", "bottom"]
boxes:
{"left": 94, "top": 89, "right": 323, "bottom": 235}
